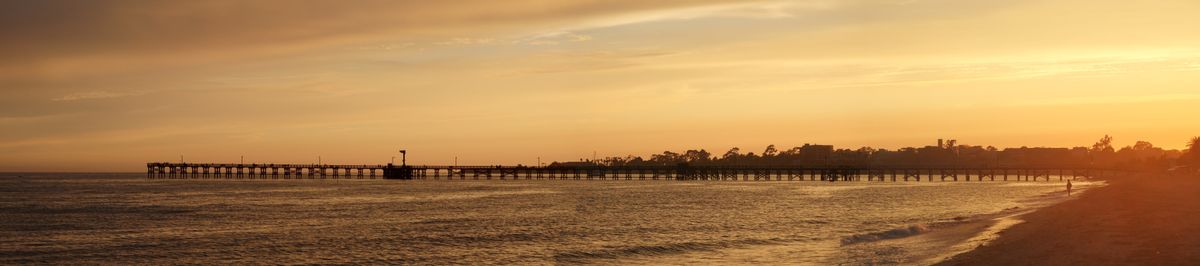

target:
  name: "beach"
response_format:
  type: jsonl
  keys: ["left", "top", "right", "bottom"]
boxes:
{"left": 940, "top": 175, "right": 1200, "bottom": 265}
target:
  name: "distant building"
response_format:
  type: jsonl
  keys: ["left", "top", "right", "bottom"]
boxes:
{"left": 798, "top": 144, "right": 833, "bottom": 165}
{"left": 936, "top": 139, "right": 957, "bottom": 149}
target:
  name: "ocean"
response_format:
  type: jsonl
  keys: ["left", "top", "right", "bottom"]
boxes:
{"left": 0, "top": 173, "right": 1095, "bottom": 265}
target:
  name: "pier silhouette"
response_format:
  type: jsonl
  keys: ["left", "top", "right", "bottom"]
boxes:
{"left": 145, "top": 162, "right": 1114, "bottom": 182}
{"left": 145, "top": 137, "right": 1171, "bottom": 182}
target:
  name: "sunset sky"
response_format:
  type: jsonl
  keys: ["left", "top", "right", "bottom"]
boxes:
{"left": 2, "top": 0, "right": 1199, "bottom": 171}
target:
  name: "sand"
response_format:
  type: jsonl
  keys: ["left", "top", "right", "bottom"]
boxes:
{"left": 938, "top": 175, "right": 1200, "bottom": 265}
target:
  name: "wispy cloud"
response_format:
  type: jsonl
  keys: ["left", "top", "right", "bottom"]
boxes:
{"left": 0, "top": 113, "right": 73, "bottom": 125}
{"left": 346, "top": 42, "right": 417, "bottom": 51}
{"left": 51, "top": 91, "right": 141, "bottom": 101}
{"left": 565, "top": 0, "right": 818, "bottom": 31}
{"left": 429, "top": 32, "right": 594, "bottom": 47}
{"left": 1015, "top": 93, "right": 1200, "bottom": 107}
{"left": 518, "top": 32, "right": 594, "bottom": 46}
{"left": 0, "top": 0, "right": 749, "bottom": 82}
{"left": 435, "top": 37, "right": 497, "bottom": 46}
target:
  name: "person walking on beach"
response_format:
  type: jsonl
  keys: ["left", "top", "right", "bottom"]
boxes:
{"left": 1066, "top": 180, "right": 1073, "bottom": 196}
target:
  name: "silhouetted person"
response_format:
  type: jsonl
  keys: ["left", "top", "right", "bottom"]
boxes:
{"left": 1067, "top": 180, "right": 1073, "bottom": 196}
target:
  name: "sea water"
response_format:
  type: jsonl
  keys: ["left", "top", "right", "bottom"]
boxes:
{"left": 0, "top": 173, "right": 1095, "bottom": 265}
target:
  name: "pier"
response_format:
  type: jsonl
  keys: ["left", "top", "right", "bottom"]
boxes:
{"left": 145, "top": 163, "right": 1111, "bottom": 181}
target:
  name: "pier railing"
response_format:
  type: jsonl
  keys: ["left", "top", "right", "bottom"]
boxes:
{"left": 146, "top": 162, "right": 1121, "bottom": 181}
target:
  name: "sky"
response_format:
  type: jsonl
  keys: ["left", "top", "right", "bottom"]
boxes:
{"left": 2, "top": 0, "right": 1199, "bottom": 171}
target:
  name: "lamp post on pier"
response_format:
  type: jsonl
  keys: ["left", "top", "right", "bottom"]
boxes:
{"left": 399, "top": 150, "right": 407, "bottom": 167}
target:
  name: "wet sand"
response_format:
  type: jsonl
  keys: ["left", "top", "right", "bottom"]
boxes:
{"left": 939, "top": 175, "right": 1200, "bottom": 265}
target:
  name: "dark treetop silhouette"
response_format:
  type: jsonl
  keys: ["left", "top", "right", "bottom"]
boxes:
{"left": 554, "top": 136, "right": 1189, "bottom": 172}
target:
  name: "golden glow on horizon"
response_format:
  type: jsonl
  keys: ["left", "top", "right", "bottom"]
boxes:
{"left": 1, "top": 0, "right": 1199, "bottom": 171}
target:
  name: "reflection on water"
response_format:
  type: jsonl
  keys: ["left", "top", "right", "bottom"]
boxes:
{"left": 0, "top": 173, "right": 1093, "bottom": 264}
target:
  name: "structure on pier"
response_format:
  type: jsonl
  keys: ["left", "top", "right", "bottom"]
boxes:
{"left": 146, "top": 162, "right": 1116, "bottom": 182}
{"left": 145, "top": 162, "right": 413, "bottom": 180}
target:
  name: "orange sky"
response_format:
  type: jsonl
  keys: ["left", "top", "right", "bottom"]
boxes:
{"left": 2, "top": 0, "right": 1199, "bottom": 171}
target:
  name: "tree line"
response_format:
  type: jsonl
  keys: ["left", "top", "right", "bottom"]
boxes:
{"left": 551, "top": 136, "right": 1200, "bottom": 172}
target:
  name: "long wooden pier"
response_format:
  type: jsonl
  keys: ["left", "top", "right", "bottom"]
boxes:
{"left": 146, "top": 163, "right": 1111, "bottom": 181}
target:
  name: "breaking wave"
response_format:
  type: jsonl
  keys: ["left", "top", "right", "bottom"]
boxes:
{"left": 841, "top": 214, "right": 991, "bottom": 245}
{"left": 553, "top": 238, "right": 782, "bottom": 263}
{"left": 841, "top": 224, "right": 933, "bottom": 245}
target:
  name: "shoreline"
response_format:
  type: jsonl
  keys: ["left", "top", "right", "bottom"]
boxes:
{"left": 937, "top": 175, "right": 1200, "bottom": 265}
{"left": 844, "top": 181, "right": 1100, "bottom": 265}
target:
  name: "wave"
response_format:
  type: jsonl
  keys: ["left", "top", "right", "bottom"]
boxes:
{"left": 553, "top": 238, "right": 782, "bottom": 263}
{"left": 407, "top": 232, "right": 558, "bottom": 246}
{"left": 411, "top": 217, "right": 478, "bottom": 225}
{"left": 840, "top": 224, "right": 933, "bottom": 245}
{"left": 840, "top": 206, "right": 1034, "bottom": 246}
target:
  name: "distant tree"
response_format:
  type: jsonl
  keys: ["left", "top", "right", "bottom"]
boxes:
{"left": 627, "top": 156, "right": 646, "bottom": 165}
{"left": 722, "top": 147, "right": 741, "bottom": 159}
{"left": 779, "top": 146, "right": 804, "bottom": 156}
{"left": 650, "top": 151, "right": 682, "bottom": 165}
{"left": 682, "top": 149, "right": 711, "bottom": 163}
{"left": 763, "top": 145, "right": 778, "bottom": 157}
{"left": 1188, "top": 136, "right": 1200, "bottom": 165}
{"left": 1133, "top": 141, "right": 1154, "bottom": 151}
{"left": 555, "top": 136, "right": 1189, "bottom": 171}
{"left": 1092, "top": 135, "right": 1115, "bottom": 153}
